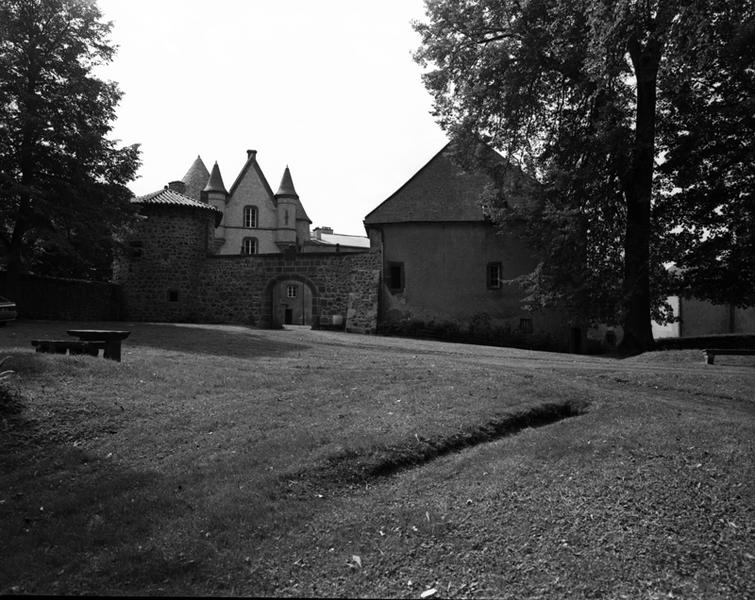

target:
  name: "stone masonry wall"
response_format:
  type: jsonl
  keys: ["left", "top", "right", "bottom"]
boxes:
{"left": 113, "top": 206, "right": 210, "bottom": 321}
{"left": 115, "top": 206, "right": 381, "bottom": 332}
{"left": 195, "top": 251, "right": 381, "bottom": 332}
{"left": 346, "top": 251, "right": 381, "bottom": 333}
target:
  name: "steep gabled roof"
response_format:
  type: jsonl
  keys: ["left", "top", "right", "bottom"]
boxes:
{"left": 181, "top": 156, "right": 211, "bottom": 201}
{"left": 228, "top": 150, "right": 276, "bottom": 200}
{"left": 364, "top": 142, "right": 505, "bottom": 226}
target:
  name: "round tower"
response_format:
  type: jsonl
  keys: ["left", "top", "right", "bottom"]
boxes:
{"left": 115, "top": 184, "right": 221, "bottom": 321}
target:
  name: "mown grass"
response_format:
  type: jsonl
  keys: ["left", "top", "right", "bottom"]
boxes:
{"left": 0, "top": 320, "right": 753, "bottom": 598}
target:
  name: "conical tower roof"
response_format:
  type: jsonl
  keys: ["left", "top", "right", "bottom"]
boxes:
{"left": 275, "top": 166, "right": 311, "bottom": 223}
{"left": 275, "top": 166, "right": 299, "bottom": 198}
{"left": 203, "top": 161, "right": 228, "bottom": 194}
{"left": 181, "top": 155, "right": 210, "bottom": 201}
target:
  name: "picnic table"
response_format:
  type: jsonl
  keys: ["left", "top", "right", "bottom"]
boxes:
{"left": 67, "top": 330, "right": 131, "bottom": 362}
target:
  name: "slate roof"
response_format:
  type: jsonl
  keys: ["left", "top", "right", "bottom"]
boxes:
{"left": 203, "top": 161, "right": 228, "bottom": 194}
{"left": 133, "top": 188, "right": 223, "bottom": 225}
{"left": 310, "top": 232, "right": 370, "bottom": 248}
{"left": 364, "top": 142, "right": 505, "bottom": 226}
{"left": 275, "top": 166, "right": 298, "bottom": 198}
{"left": 181, "top": 156, "right": 211, "bottom": 201}
{"left": 275, "top": 166, "right": 311, "bottom": 223}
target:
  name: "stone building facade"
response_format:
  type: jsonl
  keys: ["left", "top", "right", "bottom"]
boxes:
{"left": 173, "top": 150, "right": 363, "bottom": 256}
{"left": 113, "top": 184, "right": 379, "bottom": 332}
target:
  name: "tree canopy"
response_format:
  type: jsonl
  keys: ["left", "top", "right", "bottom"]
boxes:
{"left": 415, "top": 0, "right": 754, "bottom": 352}
{"left": 0, "top": 0, "right": 140, "bottom": 281}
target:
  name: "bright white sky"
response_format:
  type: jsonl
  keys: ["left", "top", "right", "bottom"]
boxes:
{"left": 97, "top": 0, "right": 448, "bottom": 235}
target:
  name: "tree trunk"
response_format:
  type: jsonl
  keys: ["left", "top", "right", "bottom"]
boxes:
{"left": 620, "top": 184, "right": 653, "bottom": 354}
{"left": 619, "top": 42, "right": 660, "bottom": 355}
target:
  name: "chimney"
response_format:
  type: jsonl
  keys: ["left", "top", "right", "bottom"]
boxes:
{"left": 168, "top": 180, "right": 186, "bottom": 193}
{"left": 246, "top": 149, "right": 257, "bottom": 160}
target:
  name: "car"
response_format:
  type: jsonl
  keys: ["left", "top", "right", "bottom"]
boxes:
{"left": 0, "top": 296, "right": 17, "bottom": 325}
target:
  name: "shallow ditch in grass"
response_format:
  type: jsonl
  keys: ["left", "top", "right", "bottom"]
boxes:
{"left": 298, "top": 400, "right": 589, "bottom": 487}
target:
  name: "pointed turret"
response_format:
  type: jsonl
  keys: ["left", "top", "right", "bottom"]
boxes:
{"left": 275, "top": 166, "right": 298, "bottom": 199}
{"left": 274, "top": 166, "right": 311, "bottom": 248}
{"left": 202, "top": 162, "right": 228, "bottom": 244}
{"left": 181, "top": 155, "right": 210, "bottom": 202}
{"left": 203, "top": 162, "right": 228, "bottom": 195}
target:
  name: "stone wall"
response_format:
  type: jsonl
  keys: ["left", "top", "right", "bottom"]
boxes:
{"left": 113, "top": 205, "right": 211, "bottom": 321}
{"left": 194, "top": 251, "right": 380, "bottom": 332}
{"left": 345, "top": 251, "right": 381, "bottom": 333}
{"left": 0, "top": 271, "right": 121, "bottom": 320}
{"left": 114, "top": 205, "right": 381, "bottom": 331}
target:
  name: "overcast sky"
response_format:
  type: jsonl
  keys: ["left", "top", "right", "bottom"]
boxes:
{"left": 96, "top": 0, "right": 448, "bottom": 235}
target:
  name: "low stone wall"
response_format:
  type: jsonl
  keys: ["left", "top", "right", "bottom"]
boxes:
{"left": 194, "top": 251, "right": 381, "bottom": 332}
{"left": 0, "top": 271, "right": 121, "bottom": 321}
{"left": 118, "top": 248, "right": 382, "bottom": 332}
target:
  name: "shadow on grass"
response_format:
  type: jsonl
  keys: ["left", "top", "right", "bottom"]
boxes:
{"left": 0, "top": 400, "right": 206, "bottom": 594}
{"left": 1, "top": 320, "right": 311, "bottom": 361}
{"left": 124, "top": 323, "right": 311, "bottom": 360}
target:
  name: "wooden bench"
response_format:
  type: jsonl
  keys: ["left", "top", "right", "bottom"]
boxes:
{"left": 703, "top": 348, "right": 755, "bottom": 365}
{"left": 32, "top": 339, "right": 102, "bottom": 357}
{"left": 67, "top": 330, "right": 131, "bottom": 362}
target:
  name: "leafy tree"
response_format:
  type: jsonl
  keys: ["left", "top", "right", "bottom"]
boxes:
{"left": 414, "top": 0, "right": 753, "bottom": 353}
{"left": 656, "top": 7, "right": 754, "bottom": 307}
{"left": 0, "top": 0, "right": 140, "bottom": 281}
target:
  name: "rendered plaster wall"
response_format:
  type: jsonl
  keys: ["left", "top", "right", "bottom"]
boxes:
{"left": 376, "top": 221, "right": 549, "bottom": 331}
{"left": 680, "top": 297, "right": 755, "bottom": 336}
{"left": 221, "top": 159, "right": 279, "bottom": 255}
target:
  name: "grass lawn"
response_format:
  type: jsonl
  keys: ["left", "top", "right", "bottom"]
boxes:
{"left": 1, "top": 320, "right": 753, "bottom": 598}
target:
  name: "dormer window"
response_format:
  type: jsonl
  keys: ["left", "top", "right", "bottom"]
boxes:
{"left": 243, "top": 206, "right": 258, "bottom": 228}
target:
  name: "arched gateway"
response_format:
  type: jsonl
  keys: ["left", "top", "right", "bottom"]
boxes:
{"left": 263, "top": 273, "right": 319, "bottom": 328}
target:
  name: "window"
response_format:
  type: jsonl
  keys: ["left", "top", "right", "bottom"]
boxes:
{"left": 167, "top": 290, "right": 179, "bottom": 302}
{"left": 487, "top": 262, "right": 502, "bottom": 289}
{"left": 387, "top": 262, "right": 404, "bottom": 292}
{"left": 243, "top": 206, "right": 258, "bottom": 228}
{"left": 241, "top": 237, "right": 257, "bottom": 255}
{"left": 287, "top": 284, "right": 297, "bottom": 298}
{"left": 519, "top": 318, "right": 533, "bottom": 333}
